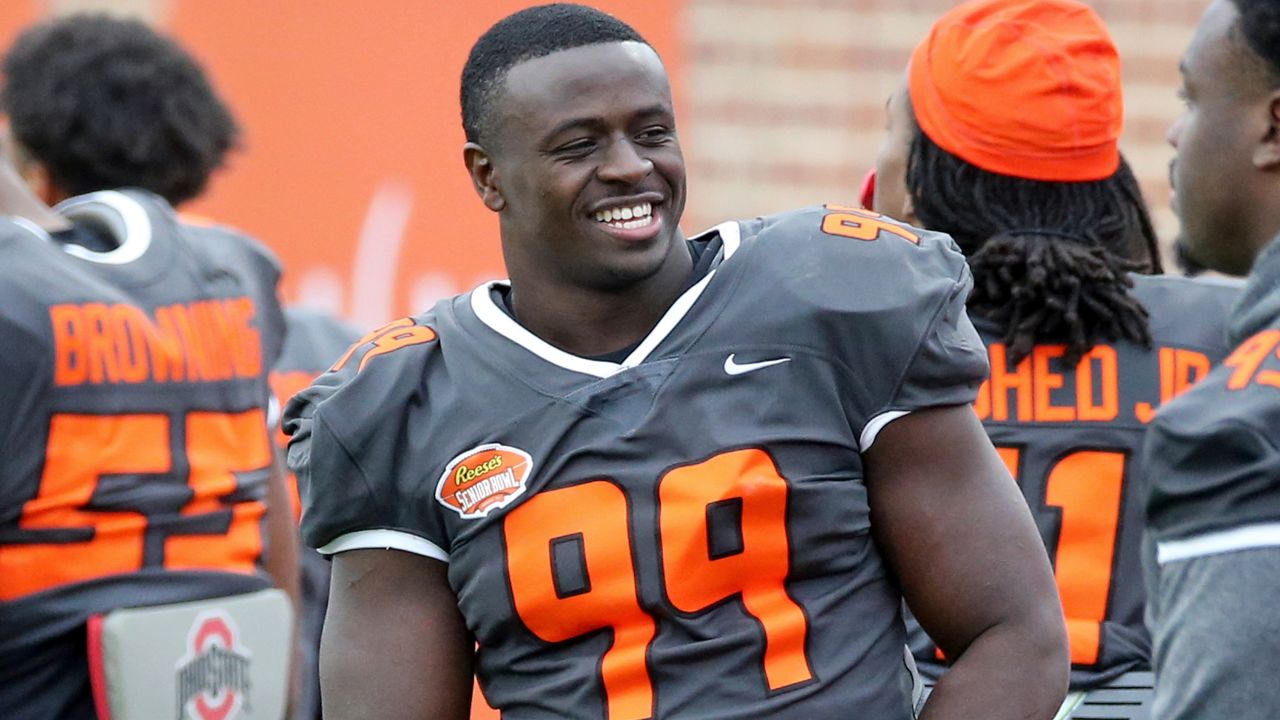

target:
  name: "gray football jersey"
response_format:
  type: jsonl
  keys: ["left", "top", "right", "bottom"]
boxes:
{"left": 0, "top": 189, "right": 285, "bottom": 720}
{"left": 1146, "top": 252, "right": 1280, "bottom": 554}
{"left": 287, "top": 205, "right": 988, "bottom": 719}
{"left": 907, "top": 273, "right": 1240, "bottom": 691}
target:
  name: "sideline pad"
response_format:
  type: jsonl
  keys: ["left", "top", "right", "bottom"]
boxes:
{"left": 88, "top": 588, "right": 293, "bottom": 720}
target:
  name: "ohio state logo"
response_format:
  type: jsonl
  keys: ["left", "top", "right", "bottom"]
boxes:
{"left": 436, "top": 443, "right": 533, "bottom": 519}
{"left": 174, "top": 611, "right": 252, "bottom": 720}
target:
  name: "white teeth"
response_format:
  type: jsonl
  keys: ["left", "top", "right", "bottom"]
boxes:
{"left": 594, "top": 202, "right": 653, "bottom": 225}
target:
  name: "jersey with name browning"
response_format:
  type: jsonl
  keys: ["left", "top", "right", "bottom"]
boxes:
{"left": 0, "top": 189, "right": 286, "bottom": 720}
{"left": 1145, "top": 254, "right": 1280, "bottom": 561}
{"left": 287, "top": 204, "right": 989, "bottom": 720}
{"left": 905, "top": 272, "right": 1240, "bottom": 691}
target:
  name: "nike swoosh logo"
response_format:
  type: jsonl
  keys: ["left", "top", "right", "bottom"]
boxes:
{"left": 724, "top": 354, "right": 792, "bottom": 376}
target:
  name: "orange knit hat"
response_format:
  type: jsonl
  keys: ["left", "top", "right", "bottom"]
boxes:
{"left": 908, "top": 0, "right": 1122, "bottom": 182}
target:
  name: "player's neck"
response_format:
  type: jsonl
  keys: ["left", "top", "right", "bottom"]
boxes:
{"left": 0, "top": 162, "right": 70, "bottom": 233}
{"left": 507, "top": 241, "right": 694, "bottom": 359}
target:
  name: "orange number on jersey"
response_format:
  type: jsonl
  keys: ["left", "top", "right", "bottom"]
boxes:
{"left": 0, "top": 410, "right": 270, "bottom": 601}
{"left": 331, "top": 317, "right": 437, "bottom": 373}
{"left": 502, "top": 450, "right": 810, "bottom": 718}
{"left": 660, "top": 449, "right": 812, "bottom": 690}
{"left": 167, "top": 410, "right": 272, "bottom": 571}
{"left": 820, "top": 204, "right": 919, "bottom": 244}
{"left": 1224, "top": 329, "right": 1280, "bottom": 390}
{"left": 504, "top": 481, "right": 656, "bottom": 720}
{"left": 997, "top": 447, "right": 1125, "bottom": 666}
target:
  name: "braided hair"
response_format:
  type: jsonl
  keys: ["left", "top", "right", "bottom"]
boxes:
{"left": 906, "top": 130, "right": 1162, "bottom": 364}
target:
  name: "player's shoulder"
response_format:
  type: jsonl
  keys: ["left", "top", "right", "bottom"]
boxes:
{"left": 742, "top": 203, "right": 956, "bottom": 253}
{"left": 277, "top": 307, "right": 365, "bottom": 374}
{"left": 178, "top": 206, "right": 282, "bottom": 277}
{"left": 284, "top": 306, "right": 363, "bottom": 345}
{"left": 283, "top": 311, "right": 444, "bottom": 440}
{"left": 1158, "top": 321, "right": 1280, "bottom": 428}
{"left": 735, "top": 203, "right": 966, "bottom": 285}
{"left": 1130, "top": 272, "right": 1243, "bottom": 352}
{"left": 0, "top": 215, "right": 56, "bottom": 261}
{"left": 1130, "top": 272, "right": 1243, "bottom": 317}
{"left": 724, "top": 204, "right": 969, "bottom": 317}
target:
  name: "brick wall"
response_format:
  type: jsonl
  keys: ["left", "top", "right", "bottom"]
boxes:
{"left": 680, "top": 0, "right": 1207, "bottom": 264}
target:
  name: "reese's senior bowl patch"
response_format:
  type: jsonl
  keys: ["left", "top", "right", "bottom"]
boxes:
{"left": 436, "top": 443, "right": 533, "bottom": 519}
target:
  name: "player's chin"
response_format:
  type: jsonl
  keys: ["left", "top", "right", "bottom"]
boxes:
{"left": 588, "top": 246, "right": 677, "bottom": 290}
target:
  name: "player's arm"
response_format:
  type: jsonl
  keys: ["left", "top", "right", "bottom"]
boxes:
{"left": 864, "top": 404, "right": 1068, "bottom": 720}
{"left": 262, "top": 445, "right": 301, "bottom": 605}
{"left": 321, "top": 548, "right": 474, "bottom": 720}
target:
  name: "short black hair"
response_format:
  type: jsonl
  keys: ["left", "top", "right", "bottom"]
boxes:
{"left": 461, "top": 3, "right": 649, "bottom": 144}
{"left": 2, "top": 13, "right": 239, "bottom": 205}
{"left": 1230, "top": 0, "right": 1280, "bottom": 85}
{"left": 906, "top": 130, "right": 1163, "bottom": 364}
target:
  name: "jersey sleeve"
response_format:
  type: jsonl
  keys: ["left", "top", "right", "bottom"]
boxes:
{"left": 284, "top": 316, "right": 450, "bottom": 560}
{"left": 1144, "top": 375, "right": 1280, "bottom": 553}
{"left": 884, "top": 261, "right": 988, "bottom": 412}
{"left": 751, "top": 205, "right": 989, "bottom": 449}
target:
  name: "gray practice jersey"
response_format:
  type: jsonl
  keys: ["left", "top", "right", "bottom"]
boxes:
{"left": 0, "top": 189, "right": 285, "bottom": 720}
{"left": 287, "top": 205, "right": 989, "bottom": 719}
{"left": 1146, "top": 237, "right": 1280, "bottom": 560}
{"left": 908, "top": 273, "right": 1240, "bottom": 690}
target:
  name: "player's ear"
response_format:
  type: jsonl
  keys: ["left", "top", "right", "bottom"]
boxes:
{"left": 1254, "top": 90, "right": 1280, "bottom": 170}
{"left": 464, "top": 143, "right": 505, "bottom": 212}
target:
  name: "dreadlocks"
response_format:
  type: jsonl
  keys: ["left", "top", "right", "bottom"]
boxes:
{"left": 906, "top": 130, "right": 1162, "bottom": 365}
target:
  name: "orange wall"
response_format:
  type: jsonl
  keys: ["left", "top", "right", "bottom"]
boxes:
{"left": 0, "top": 1, "right": 681, "bottom": 328}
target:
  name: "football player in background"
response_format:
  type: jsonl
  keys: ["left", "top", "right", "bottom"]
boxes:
{"left": 286, "top": 4, "right": 1069, "bottom": 719}
{"left": 0, "top": 14, "right": 296, "bottom": 719}
{"left": 1144, "top": 0, "right": 1280, "bottom": 716}
{"left": 268, "top": 306, "right": 360, "bottom": 720}
{"left": 872, "top": 0, "right": 1240, "bottom": 715}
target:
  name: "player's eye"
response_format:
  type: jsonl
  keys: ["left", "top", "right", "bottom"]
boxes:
{"left": 636, "top": 126, "right": 673, "bottom": 144}
{"left": 553, "top": 139, "right": 596, "bottom": 158}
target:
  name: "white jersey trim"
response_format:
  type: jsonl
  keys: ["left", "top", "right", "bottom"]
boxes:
{"left": 8, "top": 216, "right": 52, "bottom": 241}
{"left": 859, "top": 410, "right": 911, "bottom": 452}
{"left": 53, "top": 190, "right": 152, "bottom": 265}
{"left": 1156, "top": 522, "right": 1280, "bottom": 565}
{"left": 317, "top": 529, "right": 450, "bottom": 562}
{"left": 469, "top": 221, "right": 742, "bottom": 379}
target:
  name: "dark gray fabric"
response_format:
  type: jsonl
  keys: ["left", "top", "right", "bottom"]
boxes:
{"left": 1144, "top": 243, "right": 1280, "bottom": 543}
{"left": 0, "top": 190, "right": 286, "bottom": 720}
{"left": 1143, "top": 233, "right": 1280, "bottom": 720}
{"left": 907, "top": 273, "right": 1239, "bottom": 690}
{"left": 287, "top": 205, "right": 987, "bottom": 719}
{"left": 1148, "top": 548, "right": 1280, "bottom": 719}
{"left": 1228, "top": 234, "right": 1280, "bottom": 346}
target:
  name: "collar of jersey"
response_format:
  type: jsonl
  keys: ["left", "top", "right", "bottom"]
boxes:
{"left": 52, "top": 190, "right": 153, "bottom": 265}
{"left": 470, "top": 220, "right": 741, "bottom": 378}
